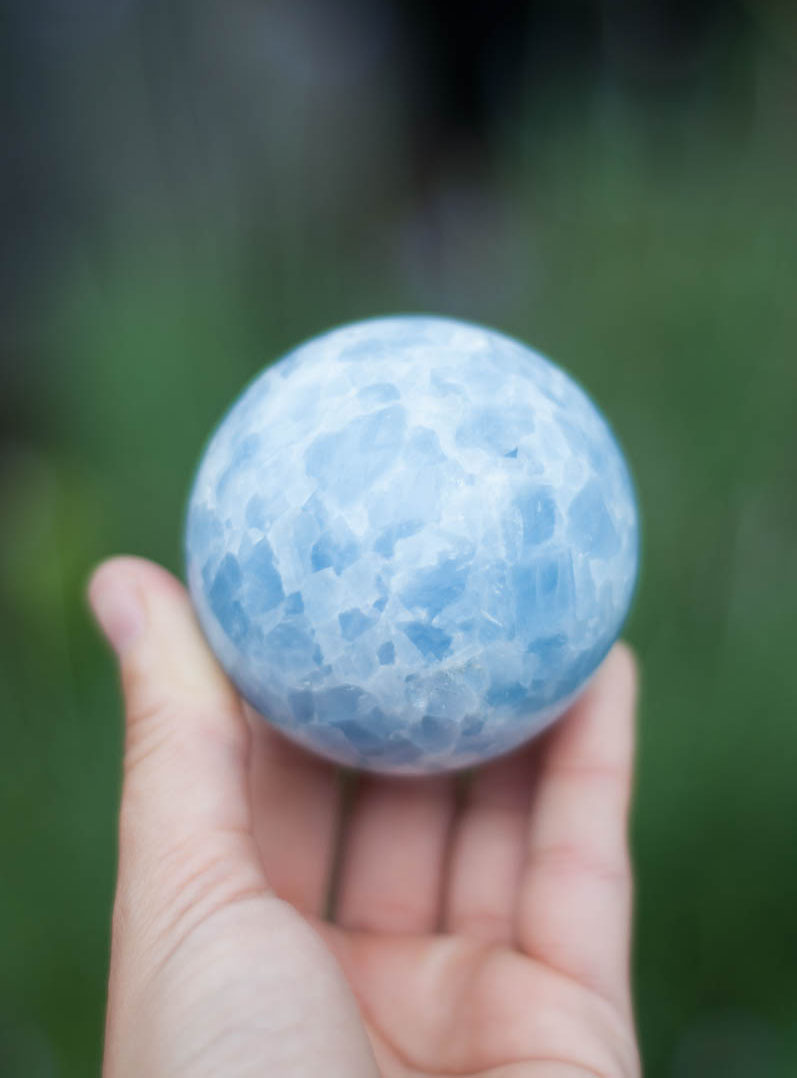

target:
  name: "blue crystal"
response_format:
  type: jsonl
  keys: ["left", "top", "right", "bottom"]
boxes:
{"left": 243, "top": 540, "right": 284, "bottom": 613}
{"left": 339, "top": 607, "right": 379, "bottom": 641}
{"left": 377, "top": 641, "right": 395, "bottom": 665}
{"left": 310, "top": 523, "right": 359, "bottom": 575}
{"left": 400, "top": 558, "right": 469, "bottom": 619}
{"left": 185, "top": 315, "right": 639, "bottom": 774}
{"left": 400, "top": 621, "right": 454, "bottom": 661}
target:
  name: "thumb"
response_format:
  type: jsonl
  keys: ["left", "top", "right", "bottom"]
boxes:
{"left": 88, "top": 556, "right": 268, "bottom": 952}
{"left": 91, "top": 558, "right": 380, "bottom": 1078}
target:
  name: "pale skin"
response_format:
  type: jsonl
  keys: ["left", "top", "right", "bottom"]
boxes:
{"left": 89, "top": 556, "right": 641, "bottom": 1078}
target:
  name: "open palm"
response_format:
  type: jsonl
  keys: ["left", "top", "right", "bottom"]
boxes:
{"left": 92, "top": 558, "right": 639, "bottom": 1078}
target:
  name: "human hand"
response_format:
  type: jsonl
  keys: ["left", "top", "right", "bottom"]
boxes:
{"left": 90, "top": 556, "right": 640, "bottom": 1078}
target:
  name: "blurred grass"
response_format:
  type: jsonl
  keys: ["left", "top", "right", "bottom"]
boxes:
{"left": 2, "top": 56, "right": 797, "bottom": 1078}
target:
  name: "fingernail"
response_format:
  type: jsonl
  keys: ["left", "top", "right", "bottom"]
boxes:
{"left": 89, "top": 567, "right": 146, "bottom": 655}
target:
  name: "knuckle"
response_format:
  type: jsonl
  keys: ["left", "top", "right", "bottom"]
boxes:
{"left": 117, "top": 830, "right": 268, "bottom": 960}
{"left": 159, "top": 837, "right": 265, "bottom": 926}
{"left": 453, "top": 908, "right": 512, "bottom": 942}
{"left": 532, "top": 840, "right": 631, "bottom": 891}
{"left": 122, "top": 698, "right": 250, "bottom": 781}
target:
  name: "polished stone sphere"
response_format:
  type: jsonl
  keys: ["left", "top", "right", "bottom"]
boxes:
{"left": 185, "top": 316, "right": 638, "bottom": 774}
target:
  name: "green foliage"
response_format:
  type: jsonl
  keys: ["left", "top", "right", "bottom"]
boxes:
{"left": 2, "top": 74, "right": 797, "bottom": 1078}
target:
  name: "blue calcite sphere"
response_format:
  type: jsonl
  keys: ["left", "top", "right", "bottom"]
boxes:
{"left": 185, "top": 316, "right": 638, "bottom": 774}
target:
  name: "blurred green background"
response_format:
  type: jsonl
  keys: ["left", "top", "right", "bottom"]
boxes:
{"left": 2, "top": 1, "right": 797, "bottom": 1074}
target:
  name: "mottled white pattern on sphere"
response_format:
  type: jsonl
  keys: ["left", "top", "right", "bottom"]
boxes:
{"left": 185, "top": 316, "right": 638, "bottom": 773}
